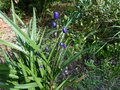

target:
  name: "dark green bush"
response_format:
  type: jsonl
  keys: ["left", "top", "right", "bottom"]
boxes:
{"left": 15, "top": 0, "right": 59, "bottom": 15}
{"left": 0, "top": 0, "right": 59, "bottom": 16}
{"left": 0, "top": 0, "right": 11, "bottom": 11}
{"left": 59, "top": 0, "right": 120, "bottom": 89}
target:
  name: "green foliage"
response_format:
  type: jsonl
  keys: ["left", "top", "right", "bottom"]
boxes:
{"left": 14, "top": 0, "right": 60, "bottom": 15}
{"left": 0, "top": 1, "right": 84, "bottom": 89}
{"left": 0, "top": 0, "right": 11, "bottom": 11}
{"left": 63, "top": 0, "right": 120, "bottom": 89}
{"left": 0, "top": 0, "right": 120, "bottom": 90}
{"left": 0, "top": 0, "right": 60, "bottom": 17}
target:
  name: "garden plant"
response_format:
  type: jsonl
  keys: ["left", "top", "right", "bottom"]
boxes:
{"left": 0, "top": 0, "right": 120, "bottom": 90}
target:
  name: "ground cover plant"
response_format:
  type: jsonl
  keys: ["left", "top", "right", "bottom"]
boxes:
{"left": 0, "top": 0, "right": 120, "bottom": 90}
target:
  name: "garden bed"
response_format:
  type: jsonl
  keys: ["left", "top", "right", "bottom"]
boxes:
{"left": 0, "top": 0, "right": 120, "bottom": 90}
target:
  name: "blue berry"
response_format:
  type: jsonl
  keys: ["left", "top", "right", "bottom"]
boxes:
{"left": 63, "top": 44, "right": 67, "bottom": 48}
{"left": 60, "top": 42, "right": 64, "bottom": 46}
{"left": 40, "top": 65, "right": 44, "bottom": 68}
{"left": 45, "top": 46, "right": 49, "bottom": 52}
{"left": 52, "top": 22, "right": 57, "bottom": 28}
{"left": 60, "top": 42, "right": 67, "bottom": 49}
{"left": 54, "top": 12, "right": 59, "bottom": 19}
{"left": 63, "top": 44, "right": 67, "bottom": 49}
{"left": 62, "top": 27, "right": 67, "bottom": 34}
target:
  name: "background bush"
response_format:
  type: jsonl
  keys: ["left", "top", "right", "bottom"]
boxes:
{"left": 0, "top": 0, "right": 11, "bottom": 11}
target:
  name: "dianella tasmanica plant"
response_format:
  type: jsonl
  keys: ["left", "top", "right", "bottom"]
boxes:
{"left": 0, "top": 1, "right": 84, "bottom": 90}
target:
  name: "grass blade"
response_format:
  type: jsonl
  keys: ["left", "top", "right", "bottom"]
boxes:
{"left": 0, "top": 82, "right": 38, "bottom": 89}
{"left": 0, "top": 11, "right": 47, "bottom": 61}
{"left": 0, "top": 40, "right": 27, "bottom": 54}
{"left": 61, "top": 48, "right": 89, "bottom": 69}
{"left": 31, "top": 8, "right": 36, "bottom": 41}
{"left": 11, "top": 0, "right": 16, "bottom": 25}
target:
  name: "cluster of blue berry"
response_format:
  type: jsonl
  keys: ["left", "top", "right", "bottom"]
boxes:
{"left": 39, "top": 12, "right": 67, "bottom": 68}
{"left": 52, "top": 11, "right": 67, "bottom": 49}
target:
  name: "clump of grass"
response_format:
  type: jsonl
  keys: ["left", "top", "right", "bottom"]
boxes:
{"left": 0, "top": 1, "right": 86, "bottom": 89}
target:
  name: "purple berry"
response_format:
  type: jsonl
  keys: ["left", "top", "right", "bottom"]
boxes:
{"left": 40, "top": 65, "right": 44, "bottom": 68}
{"left": 60, "top": 42, "right": 67, "bottom": 49}
{"left": 62, "top": 27, "right": 67, "bottom": 34}
{"left": 54, "top": 12, "right": 59, "bottom": 19}
{"left": 63, "top": 44, "right": 67, "bottom": 49}
{"left": 52, "top": 22, "right": 57, "bottom": 28}
{"left": 60, "top": 42, "right": 64, "bottom": 46}
{"left": 45, "top": 46, "right": 49, "bottom": 52}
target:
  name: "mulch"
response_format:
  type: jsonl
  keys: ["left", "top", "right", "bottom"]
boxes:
{"left": 0, "top": 17, "right": 15, "bottom": 63}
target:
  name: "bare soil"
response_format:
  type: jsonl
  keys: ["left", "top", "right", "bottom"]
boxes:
{"left": 0, "top": 17, "right": 15, "bottom": 63}
{"left": 0, "top": 17, "right": 15, "bottom": 42}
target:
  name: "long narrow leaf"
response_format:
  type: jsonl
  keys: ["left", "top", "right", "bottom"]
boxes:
{"left": 61, "top": 48, "right": 89, "bottom": 69}
{"left": 0, "top": 11, "right": 47, "bottom": 61}
{"left": 56, "top": 76, "right": 71, "bottom": 90}
{"left": 0, "top": 11, "right": 31, "bottom": 42}
{"left": 0, "top": 40, "right": 27, "bottom": 54}
{"left": 11, "top": 0, "right": 16, "bottom": 25}
{"left": 15, "top": 14, "right": 25, "bottom": 27}
{"left": 31, "top": 8, "right": 36, "bottom": 41}
{"left": 0, "top": 82, "right": 38, "bottom": 89}
{"left": 28, "top": 68, "right": 44, "bottom": 89}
